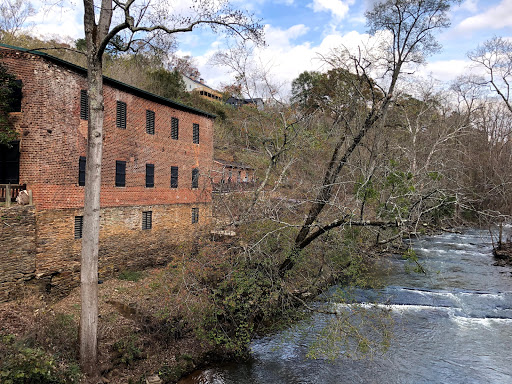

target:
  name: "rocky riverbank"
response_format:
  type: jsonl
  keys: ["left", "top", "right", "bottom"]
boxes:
{"left": 493, "top": 241, "right": 512, "bottom": 267}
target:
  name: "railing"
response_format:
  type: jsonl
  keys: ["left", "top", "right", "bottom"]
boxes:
{"left": 0, "top": 184, "right": 28, "bottom": 207}
{"left": 212, "top": 181, "right": 257, "bottom": 193}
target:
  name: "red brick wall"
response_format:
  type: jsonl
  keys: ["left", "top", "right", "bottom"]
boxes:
{"left": 1, "top": 47, "right": 214, "bottom": 210}
{"left": 0, "top": 47, "right": 215, "bottom": 299}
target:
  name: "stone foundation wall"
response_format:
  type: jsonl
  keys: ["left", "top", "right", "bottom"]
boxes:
{"left": 0, "top": 206, "right": 37, "bottom": 301}
{"left": 0, "top": 203, "right": 212, "bottom": 301}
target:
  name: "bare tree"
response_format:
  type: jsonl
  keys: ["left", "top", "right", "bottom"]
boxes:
{"left": 211, "top": 41, "right": 282, "bottom": 102}
{"left": 279, "top": 0, "right": 459, "bottom": 276}
{"left": 79, "top": 0, "right": 262, "bottom": 378}
{"left": 0, "top": 0, "right": 35, "bottom": 40}
{"left": 171, "top": 54, "right": 201, "bottom": 78}
{"left": 468, "top": 36, "right": 512, "bottom": 113}
{"left": 452, "top": 73, "right": 512, "bottom": 216}
{"left": 212, "top": 41, "right": 306, "bottom": 218}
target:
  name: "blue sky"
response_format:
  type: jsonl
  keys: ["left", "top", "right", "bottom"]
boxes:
{"left": 26, "top": 0, "right": 512, "bottom": 94}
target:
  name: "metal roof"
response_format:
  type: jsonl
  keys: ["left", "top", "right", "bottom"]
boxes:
{"left": 0, "top": 43, "right": 216, "bottom": 119}
{"left": 214, "top": 159, "right": 254, "bottom": 170}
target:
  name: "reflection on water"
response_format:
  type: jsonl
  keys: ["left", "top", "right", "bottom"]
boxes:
{"left": 180, "top": 229, "right": 512, "bottom": 384}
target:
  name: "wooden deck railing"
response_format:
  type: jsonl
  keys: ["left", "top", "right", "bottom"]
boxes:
{"left": 0, "top": 184, "right": 28, "bottom": 207}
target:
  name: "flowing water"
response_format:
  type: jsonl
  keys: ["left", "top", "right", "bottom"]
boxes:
{"left": 180, "top": 228, "right": 512, "bottom": 384}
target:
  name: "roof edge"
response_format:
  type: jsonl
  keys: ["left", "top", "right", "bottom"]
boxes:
{"left": 0, "top": 43, "right": 216, "bottom": 119}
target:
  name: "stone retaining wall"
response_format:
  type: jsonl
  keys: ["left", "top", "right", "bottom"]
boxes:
{"left": 0, "top": 202, "right": 211, "bottom": 301}
{"left": 0, "top": 206, "right": 37, "bottom": 301}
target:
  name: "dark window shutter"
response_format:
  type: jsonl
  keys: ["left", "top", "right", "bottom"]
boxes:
{"left": 146, "top": 163, "right": 154, "bottom": 188}
{"left": 192, "top": 168, "right": 199, "bottom": 189}
{"left": 8, "top": 79, "right": 22, "bottom": 112}
{"left": 79, "top": 156, "right": 86, "bottom": 186}
{"left": 193, "top": 123, "right": 199, "bottom": 144}
{"left": 146, "top": 110, "right": 155, "bottom": 134}
{"left": 142, "top": 211, "right": 152, "bottom": 230}
{"left": 171, "top": 117, "right": 179, "bottom": 140}
{"left": 116, "top": 101, "right": 127, "bottom": 129}
{"left": 191, "top": 207, "right": 199, "bottom": 224}
{"left": 74, "top": 216, "right": 84, "bottom": 239}
{"left": 80, "top": 89, "right": 89, "bottom": 120}
{"left": 115, "top": 160, "right": 126, "bottom": 187}
{"left": 170, "top": 166, "right": 178, "bottom": 188}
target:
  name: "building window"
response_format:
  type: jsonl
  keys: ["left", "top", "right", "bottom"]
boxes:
{"left": 80, "top": 89, "right": 89, "bottom": 120}
{"left": 192, "top": 168, "right": 199, "bottom": 189}
{"left": 171, "top": 117, "right": 179, "bottom": 140}
{"left": 115, "top": 160, "right": 126, "bottom": 187}
{"left": 146, "top": 163, "right": 154, "bottom": 188}
{"left": 142, "top": 211, "right": 152, "bottom": 230}
{"left": 74, "top": 216, "right": 83, "bottom": 239}
{"left": 191, "top": 207, "right": 199, "bottom": 224}
{"left": 78, "top": 156, "right": 86, "bottom": 186}
{"left": 116, "top": 101, "right": 127, "bottom": 129}
{"left": 146, "top": 110, "right": 155, "bottom": 135}
{"left": 8, "top": 79, "right": 22, "bottom": 112}
{"left": 193, "top": 123, "right": 199, "bottom": 144}
{"left": 170, "top": 166, "right": 178, "bottom": 188}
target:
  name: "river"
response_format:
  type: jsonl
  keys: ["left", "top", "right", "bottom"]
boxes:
{"left": 180, "top": 228, "right": 512, "bottom": 384}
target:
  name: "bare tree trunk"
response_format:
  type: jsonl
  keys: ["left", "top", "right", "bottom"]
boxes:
{"left": 79, "top": 0, "right": 114, "bottom": 376}
{"left": 80, "top": 6, "right": 107, "bottom": 375}
{"left": 279, "top": 92, "right": 394, "bottom": 276}
{"left": 74, "top": 0, "right": 261, "bottom": 379}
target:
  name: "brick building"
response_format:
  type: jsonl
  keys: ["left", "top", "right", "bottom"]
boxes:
{"left": 211, "top": 159, "right": 255, "bottom": 192}
{"left": 0, "top": 44, "right": 215, "bottom": 299}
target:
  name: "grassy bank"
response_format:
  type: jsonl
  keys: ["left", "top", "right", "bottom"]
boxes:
{"left": 0, "top": 268, "right": 223, "bottom": 383}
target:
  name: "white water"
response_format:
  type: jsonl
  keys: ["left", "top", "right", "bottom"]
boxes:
{"left": 181, "top": 229, "right": 512, "bottom": 384}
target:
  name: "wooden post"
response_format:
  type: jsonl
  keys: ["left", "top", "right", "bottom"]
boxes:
{"left": 499, "top": 222, "right": 503, "bottom": 249}
{"left": 28, "top": 190, "right": 33, "bottom": 206}
{"left": 5, "top": 184, "right": 11, "bottom": 208}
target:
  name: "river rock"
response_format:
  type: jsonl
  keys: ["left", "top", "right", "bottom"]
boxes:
{"left": 145, "top": 375, "right": 162, "bottom": 384}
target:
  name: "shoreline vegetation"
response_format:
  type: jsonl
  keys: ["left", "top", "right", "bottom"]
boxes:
{"left": 0, "top": 260, "right": 230, "bottom": 384}
{"left": 1, "top": 220, "right": 490, "bottom": 384}
{"left": 0, "top": 225, "right": 402, "bottom": 383}
{"left": 491, "top": 223, "right": 512, "bottom": 267}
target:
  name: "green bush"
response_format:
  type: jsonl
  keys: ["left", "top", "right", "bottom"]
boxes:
{"left": 0, "top": 335, "right": 65, "bottom": 384}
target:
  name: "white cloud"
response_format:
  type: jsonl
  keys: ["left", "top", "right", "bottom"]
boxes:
{"left": 264, "top": 24, "right": 310, "bottom": 48}
{"left": 308, "top": 0, "right": 355, "bottom": 20}
{"left": 198, "top": 25, "right": 479, "bottom": 99}
{"left": 456, "top": 0, "right": 479, "bottom": 13}
{"left": 457, "top": 0, "right": 512, "bottom": 32}
{"left": 197, "top": 27, "right": 384, "bottom": 97}
{"left": 26, "top": 1, "right": 83, "bottom": 40}
{"left": 416, "top": 59, "right": 473, "bottom": 83}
